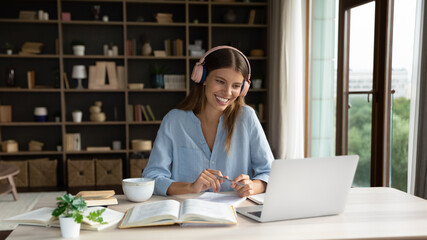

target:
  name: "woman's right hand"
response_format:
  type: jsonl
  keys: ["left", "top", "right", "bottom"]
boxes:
{"left": 190, "top": 169, "right": 226, "bottom": 193}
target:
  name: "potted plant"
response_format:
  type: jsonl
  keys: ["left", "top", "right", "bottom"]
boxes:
{"left": 150, "top": 64, "right": 166, "bottom": 88}
{"left": 3, "top": 42, "right": 14, "bottom": 55}
{"left": 52, "top": 193, "right": 106, "bottom": 238}
{"left": 71, "top": 40, "right": 85, "bottom": 56}
{"left": 72, "top": 110, "right": 83, "bottom": 122}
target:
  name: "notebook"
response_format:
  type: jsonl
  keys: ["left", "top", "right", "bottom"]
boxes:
{"left": 237, "top": 155, "right": 359, "bottom": 222}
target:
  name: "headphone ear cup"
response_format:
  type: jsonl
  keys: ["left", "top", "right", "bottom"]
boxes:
{"left": 191, "top": 63, "right": 204, "bottom": 83}
{"left": 240, "top": 80, "right": 250, "bottom": 97}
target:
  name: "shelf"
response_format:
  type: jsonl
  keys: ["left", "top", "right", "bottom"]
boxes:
{"left": 211, "top": 23, "right": 268, "bottom": 28}
{"left": 0, "top": 151, "right": 62, "bottom": 156}
{"left": 0, "top": 88, "right": 60, "bottom": 93}
{"left": 66, "top": 121, "right": 126, "bottom": 125}
{"left": 127, "top": 88, "right": 186, "bottom": 93}
{"left": 0, "top": 122, "right": 62, "bottom": 126}
{"left": 61, "top": 20, "right": 124, "bottom": 25}
{"left": 65, "top": 150, "right": 127, "bottom": 155}
{"left": 0, "top": 0, "right": 269, "bottom": 189}
{"left": 64, "top": 89, "right": 126, "bottom": 93}
{"left": 62, "top": 55, "right": 125, "bottom": 59}
{"left": 128, "top": 121, "right": 162, "bottom": 125}
{"left": 0, "top": 19, "right": 59, "bottom": 24}
{"left": 0, "top": 54, "right": 60, "bottom": 59}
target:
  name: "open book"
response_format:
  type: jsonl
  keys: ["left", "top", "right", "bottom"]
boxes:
{"left": 4, "top": 207, "right": 124, "bottom": 231}
{"left": 119, "top": 199, "right": 237, "bottom": 228}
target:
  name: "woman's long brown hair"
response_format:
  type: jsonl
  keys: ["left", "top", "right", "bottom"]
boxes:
{"left": 177, "top": 48, "right": 249, "bottom": 153}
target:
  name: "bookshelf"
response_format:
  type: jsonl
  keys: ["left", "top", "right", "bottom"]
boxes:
{"left": 0, "top": 0, "right": 269, "bottom": 190}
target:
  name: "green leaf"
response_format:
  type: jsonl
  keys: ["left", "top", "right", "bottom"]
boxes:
{"left": 86, "top": 209, "right": 107, "bottom": 224}
{"left": 73, "top": 212, "right": 84, "bottom": 224}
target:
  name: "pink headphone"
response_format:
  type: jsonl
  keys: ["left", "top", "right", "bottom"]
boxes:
{"left": 190, "top": 45, "right": 251, "bottom": 97}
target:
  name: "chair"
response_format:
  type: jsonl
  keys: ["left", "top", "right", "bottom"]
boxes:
{"left": 0, "top": 163, "right": 20, "bottom": 200}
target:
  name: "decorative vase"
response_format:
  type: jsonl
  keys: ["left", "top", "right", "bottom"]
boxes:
{"left": 142, "top": 43, "right": 152, "bottom": 56}
{"left": 5, "top": 67, "right": 15, "bottom": 87}
{"left": 151, "top": 74, "right": 164, "bottom": 88}
{"left": 72, "top": 45, "right": 85, "bottom": 56}
{"left": 59, "top": 217, "right": 81, "bottom": 238}
{"left": 72, "top": 111, "right": 83, "bottom": 122}
{"left": 223, "top": 9, "right": 237, "bottom": 23}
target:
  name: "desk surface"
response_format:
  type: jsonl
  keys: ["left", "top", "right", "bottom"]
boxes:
{"left": 6, "top": 187, "right": 427, "bottom": 240}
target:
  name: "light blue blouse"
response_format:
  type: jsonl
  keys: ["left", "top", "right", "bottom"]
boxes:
{"left": 142, "top": 105, "right": 274, "bottom": 196}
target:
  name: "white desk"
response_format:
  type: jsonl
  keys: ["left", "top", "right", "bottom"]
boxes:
{"left": 6, "top": 187, "right": 427, "bottom": 240}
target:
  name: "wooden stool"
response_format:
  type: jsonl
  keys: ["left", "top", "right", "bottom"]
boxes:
{"left": 0, "top": 164, "right": 20, "bottom": 201}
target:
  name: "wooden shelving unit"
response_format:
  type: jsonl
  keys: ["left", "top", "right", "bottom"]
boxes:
{"left": 0, "top": 0, "right": 269, "bottom": 189}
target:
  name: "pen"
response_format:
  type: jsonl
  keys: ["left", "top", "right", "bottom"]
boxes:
{"left": 215, "top": 175, "right": 245, "bottom": 187}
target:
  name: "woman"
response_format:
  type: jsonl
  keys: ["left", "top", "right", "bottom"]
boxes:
{"left": 143, "top": 46, "right": 274, "bottom": 197}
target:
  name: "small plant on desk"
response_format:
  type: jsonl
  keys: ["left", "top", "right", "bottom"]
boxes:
{"left": 52, "top": 193, "right": 106, "bottom": 238}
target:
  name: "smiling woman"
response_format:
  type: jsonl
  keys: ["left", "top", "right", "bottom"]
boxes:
{"left": 142, "top": 46, "right": 274, "bottom": 198}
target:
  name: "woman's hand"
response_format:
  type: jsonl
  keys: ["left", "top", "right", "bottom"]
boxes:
{"left": 190, "top": 169, "right": 226, "bottom": 193}
{"left": 231, "top": 174, "right": 266, "bottom": 197}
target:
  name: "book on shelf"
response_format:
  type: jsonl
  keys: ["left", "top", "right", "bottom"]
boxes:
{"left": 88, "top": 61, "right": 121, "bottom": 90}
{"left": 145, "top": 105, "right": 156, "bottom": 121}
{"left": 19, "top": 42, "right": 43, "bottom": 55}
{"left": 134, "top": 104, "right": 142, "bottom": 122}
{"left": 4, "top": 207, "right": 124, "bottom": 231}
{"left": 128, "top": 104, "right": 134, "bottom": 122}
{"left": 86, "top": 146, "right": 111, "bottom": 151}
{"left": 65, "top": 133, "right": 81, "bottom": 151}
{"left": 27, "top": 70, "right": 35, "bottom": 89}
{"left": 63, "top": 72, "right": 70, "bottom": 89}
{"left": 118, "top": 199, "right": 237, "bottom": 228}
{"left": 76, "top": 190, "right": 118, "bottom": 207}
{"left": 0, "top": 105, "right": 12, "bottom": 123}
{"left": 248, "top": 9, "right": 256, "bottom": 24}
{"left": 140, "top": 105, "right": 150, "bottom": 121}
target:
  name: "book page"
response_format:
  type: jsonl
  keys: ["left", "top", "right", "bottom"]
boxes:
{"left": 197, "top": 192, "right": 246, "bottom": 208}
{"left": 120, "top": 200, "right": 180, "bottom": 228}
{"left": 4, "top": 207, "right": 55, "bottom": 226}
{"left": 248, "top": 193, "right": 265, "bottom": 205}
{"left": 180, "top": 199, "right": 237, "bottom": 224}
{"left": 80, "top": 207, "right": 124, "bottom": 231}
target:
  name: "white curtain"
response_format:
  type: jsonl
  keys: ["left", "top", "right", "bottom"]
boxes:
{"left": 268, "top": 0, "right": 305, "bottom": 159}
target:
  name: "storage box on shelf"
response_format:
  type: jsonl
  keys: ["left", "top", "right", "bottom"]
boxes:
{"left": 0, "top": 0, "right": 268, "bottom": 190}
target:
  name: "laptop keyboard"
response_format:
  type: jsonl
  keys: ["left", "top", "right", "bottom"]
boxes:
{"left": 248, "top": 211, "right": 262, "bottom": 217}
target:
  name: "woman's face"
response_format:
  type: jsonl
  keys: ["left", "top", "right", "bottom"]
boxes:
{"left": 203, "top": 67, "right": 244, "bottom": 114}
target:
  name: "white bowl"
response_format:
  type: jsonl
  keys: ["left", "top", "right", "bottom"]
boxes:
{"left": 122, "top": 178, "right": 154, "bottom": 202}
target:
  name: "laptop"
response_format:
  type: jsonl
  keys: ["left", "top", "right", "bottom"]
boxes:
{"left": 236, "top": 155, "right": 359, "bottom": 222}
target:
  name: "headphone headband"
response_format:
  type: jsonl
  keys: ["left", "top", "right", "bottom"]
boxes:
{"left": 191, "top": 46, "right": 251, "bottom": 96}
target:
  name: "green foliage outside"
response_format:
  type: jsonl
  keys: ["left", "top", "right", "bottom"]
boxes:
{"left": 347, "top": 96, "right": 409, "bottom": 191}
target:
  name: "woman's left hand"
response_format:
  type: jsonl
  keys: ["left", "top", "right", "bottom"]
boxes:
{"left": 230, "top": 174, "right": 255, "bottom": 197}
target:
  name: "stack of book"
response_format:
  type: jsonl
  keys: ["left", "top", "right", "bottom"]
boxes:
{"left": 76, "top": 190, "right": 118, "bottom": 207}
{"left": 18, "top": 11, "right": 37, "bottom": 20}
{"left": 164, "top": 38, "right": 183, "bottom": 56}
{"left": 0, "top": 105, "right": 12, "bottom": 122}
{"left": 132, "top": 104, "right": 156, "bottom": 122}
{"left": 19, "top": 42, "right": 44, "bottom": 55}
{"left": 164, "top": 74, "right": 185, "bottom": 89}
{"left": 65, "top": 133, "right": 81, "bottom": 151}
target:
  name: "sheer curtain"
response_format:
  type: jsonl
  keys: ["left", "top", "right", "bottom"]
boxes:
{"left": 412, "top": 0, "right": 427, "bottom": 199}
{"left": 268, "top": 0, "right": 305, "bottom": 159}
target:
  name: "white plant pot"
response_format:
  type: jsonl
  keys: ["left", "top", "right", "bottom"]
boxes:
{"left": 72, "top": 111, "right": 83, "bottom": 122}
{"left": 59, "top": 217, "right": 81, "bottom": 238}
{"left": 72, "top": 45, "right": 85, "bottom": 56}
{"left": 6, "top": 49, "right": 12, "bottom": 55}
